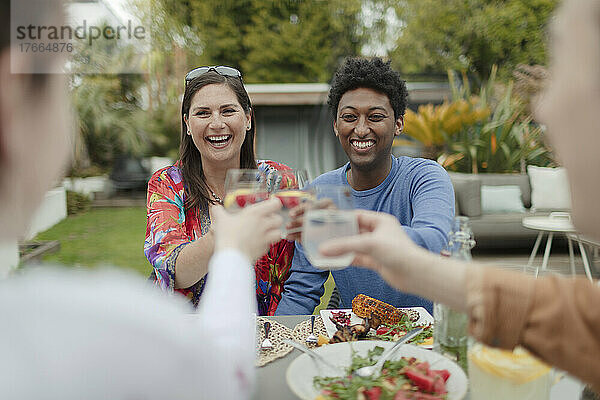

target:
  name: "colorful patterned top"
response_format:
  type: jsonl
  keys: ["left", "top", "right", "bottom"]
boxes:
{"left": 144, "top": 160, "right": 295, "bottom": 315}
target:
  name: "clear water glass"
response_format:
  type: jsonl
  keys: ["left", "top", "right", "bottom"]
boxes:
{"left": 302, "top": 185, "right": 357, "bottom": 270}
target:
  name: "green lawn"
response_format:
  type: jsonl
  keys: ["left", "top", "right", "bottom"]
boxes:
{"left": 34, "top": 206, "right": 335, "bottom": 312}
{"left": 35, "top": 207, "right": 152, "bottom": 276}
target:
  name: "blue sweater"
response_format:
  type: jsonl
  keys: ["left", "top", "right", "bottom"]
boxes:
{"left": 275, "top": 156, "right": 455, "bottom": 315}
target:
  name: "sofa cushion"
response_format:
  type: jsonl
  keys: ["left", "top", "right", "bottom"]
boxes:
{"left": 527, "top": 166, "right": 572, "bottom": 211}
{"left": 481, "top": 185, "right": 526, "bottom": 213}
{"left": 448, "top": 172, "right": 482, "bottom": 217}
{"left": 478, "top": 173, "right": 531, "bottom": 209}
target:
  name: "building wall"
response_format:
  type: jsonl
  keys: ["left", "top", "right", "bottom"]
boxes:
{"left": 253, "top": 99, "right": 442, "bottom": 178}
{"left": 25, "top": 187, "right": 67, "bottom": 240}
{"left": 254, "top": 105, "right": 347, "bottom": 180}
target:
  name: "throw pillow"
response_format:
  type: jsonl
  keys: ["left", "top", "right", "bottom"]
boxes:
{"left": 448, "top": 172, "right": 482, "bottom": 217}
{"left": 481, "top": 185, "right": 525, "bottom": 213}
{"left": 478, "top": 173, "right": 532, "bottom": 209}
{"left": 527, "top": 166, "right": 572, "bottom": 211}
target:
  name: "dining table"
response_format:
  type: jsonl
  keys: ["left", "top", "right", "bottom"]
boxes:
{"left": 255, "top": 315, "right": 585, "bottom": 400}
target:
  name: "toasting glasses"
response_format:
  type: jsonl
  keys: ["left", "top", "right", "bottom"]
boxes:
{"left": 223, "top": 169, "right": 269, "bottom": 212}
{"left": 270, "top": 169, "right": 313, "bottom": 237}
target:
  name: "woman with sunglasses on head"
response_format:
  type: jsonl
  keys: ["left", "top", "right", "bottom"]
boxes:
{"left": 145, "top": 66, "right": 295, "bottom": 315}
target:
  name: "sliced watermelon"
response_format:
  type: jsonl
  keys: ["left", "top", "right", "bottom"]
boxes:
{"left": 430, "top": 369, "right": 450, "bottom": 383}
{"left": 405, "top": 370, "right": 435, "bottom": 393}
{"left": 364, "top": 386, "right": 382, "bottom": 400}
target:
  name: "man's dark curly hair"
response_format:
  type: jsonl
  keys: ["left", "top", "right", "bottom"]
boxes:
{"left": 327, "top": 57, "right": 408, "bottom": 120}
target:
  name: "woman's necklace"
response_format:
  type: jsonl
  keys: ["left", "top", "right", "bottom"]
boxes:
{"left": 209, "top": 187, "right": 224, "bottom": 205}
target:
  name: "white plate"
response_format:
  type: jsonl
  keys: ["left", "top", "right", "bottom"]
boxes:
{"left": 320, "top": 307, "right": 434, "bottom": 347}
{"left": 286, "top": 340, "right": 468, "bottom": 400}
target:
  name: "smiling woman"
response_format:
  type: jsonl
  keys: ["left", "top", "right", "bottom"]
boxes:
{"left": 144, "top": 66, "right": 295, "bottom": 314}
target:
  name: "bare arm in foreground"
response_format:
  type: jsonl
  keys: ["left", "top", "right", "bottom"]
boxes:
{"left": 320, "top": 210, "right": 600, "bottom": 391}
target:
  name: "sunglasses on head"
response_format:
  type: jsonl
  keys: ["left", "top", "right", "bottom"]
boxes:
{"left": 185, "top": 66, "right": 243, "bottom": 84}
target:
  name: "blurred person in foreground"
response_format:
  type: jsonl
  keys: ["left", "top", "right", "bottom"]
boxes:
{"left": 276, "top": 57, "right": 454, "bottom": 315}
{"left": 0, "top": 1, "right": 284, "bottom": 399}
{"left": 320, "top": 0, "right": 600, "bottom": 391}
{"left": 145, "top": 65, "right": 294, "bottom": 315}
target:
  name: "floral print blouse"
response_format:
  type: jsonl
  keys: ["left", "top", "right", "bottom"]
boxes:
{"left": 144, "top": 160, "right": 295, "bottom": 315}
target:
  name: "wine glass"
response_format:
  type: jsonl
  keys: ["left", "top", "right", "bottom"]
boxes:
{"left": 223, "top": 169, "right": 269, "bottom": 212}
{"left": 301, "top": 184, "right": 357, "bottom": 270}
{"left": 271, "top": 169, "right": 313, "bottom": 237}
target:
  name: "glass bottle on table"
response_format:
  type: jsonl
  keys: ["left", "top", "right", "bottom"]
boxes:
{"left": 433, "top": 216, "right": 475, "bottom": 372}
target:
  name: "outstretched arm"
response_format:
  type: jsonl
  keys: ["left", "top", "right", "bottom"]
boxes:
{"left": 145, "top": 169, "right": 215, "bottom": 290}
{"left": 320, "top": 210, "right": 600, "bottom": 391}
{"left": 320, "top": 210, "right": 468, "bottom": 311}
{"left": 196, "top": 198, "right": 284, "bottom": 398}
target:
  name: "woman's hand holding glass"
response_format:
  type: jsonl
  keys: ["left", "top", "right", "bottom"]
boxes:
{"left": 212, "top": 198, "right": 283, "bottom": 261}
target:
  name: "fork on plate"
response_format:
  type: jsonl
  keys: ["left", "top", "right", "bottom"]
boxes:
{"left": 261, "top": 321, "right": 273, "bottom": 351}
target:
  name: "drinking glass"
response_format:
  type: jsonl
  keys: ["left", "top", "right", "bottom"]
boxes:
{"left": 223, "top": 169, "right": 269, "bottom": 212}
{"left": 468, "top": 342, "right": 552, "bottom": 400}
{"left": 301, "top": 185, "right": 357, "bottom": 270}
{"left": 271, "top": 169, "right": 313, "bottom": 237}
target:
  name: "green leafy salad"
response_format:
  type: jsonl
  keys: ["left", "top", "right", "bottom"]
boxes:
{"left": 313, "top": 347, "right": 449, "bottom": 400}
{"left": 370, "top": 314, "right": 434, "bottom": 346}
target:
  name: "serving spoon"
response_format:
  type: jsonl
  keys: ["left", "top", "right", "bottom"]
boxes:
{"left": 283, "top": 339, "right": 345, "bottom": 376}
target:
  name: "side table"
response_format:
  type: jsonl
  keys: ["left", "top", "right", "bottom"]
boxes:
{"left": 522, "top": 212, "right": 593, "bottom": 281}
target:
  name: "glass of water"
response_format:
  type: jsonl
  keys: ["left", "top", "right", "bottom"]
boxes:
{"left": 302, "top": 185, "right": 357, "bottom": 270}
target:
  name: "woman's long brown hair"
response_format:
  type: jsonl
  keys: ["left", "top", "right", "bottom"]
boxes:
{"left": 180, "top": 72, "right": 257, "bottom": 212}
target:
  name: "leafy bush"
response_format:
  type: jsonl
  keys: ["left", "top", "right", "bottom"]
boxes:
{"left": 66, "top": 191, "right": 92, "bottom": 216}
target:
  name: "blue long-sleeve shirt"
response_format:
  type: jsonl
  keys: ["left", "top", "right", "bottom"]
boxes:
{"left": 275, "top": 156, "right": 455, "bottom": 315}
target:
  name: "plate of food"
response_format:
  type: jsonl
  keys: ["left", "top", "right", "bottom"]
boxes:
{"left": 320, "top": 294, "right": 434, "bottom": 348}
{"left": 286, "top": 340, "right": 468, "bottom": 400}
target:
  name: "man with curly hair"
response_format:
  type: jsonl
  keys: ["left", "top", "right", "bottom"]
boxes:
{"left": 276, "top": 57, "right": 455, "bottom": 315}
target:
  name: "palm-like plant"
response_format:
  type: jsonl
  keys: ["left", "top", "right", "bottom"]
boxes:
{"left": 443, "top": 67, "right": 553, "bottom": 173}
{"left": 403, "top": 66, "right": 554, "bottom": 173}
{"left": 68, "top": 20, "right": 149, "bottom": 173}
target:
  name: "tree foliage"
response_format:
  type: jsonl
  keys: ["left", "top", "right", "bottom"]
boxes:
{"left": 169, "top": 0, "right": 364, "bottom": 83}
{"left": 391, "top": 0, "right": 558, "bottom": 81}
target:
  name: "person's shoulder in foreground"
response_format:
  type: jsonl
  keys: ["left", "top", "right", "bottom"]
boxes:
{"left": 0, "top": 267, "right": 203, "bottom": 400}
